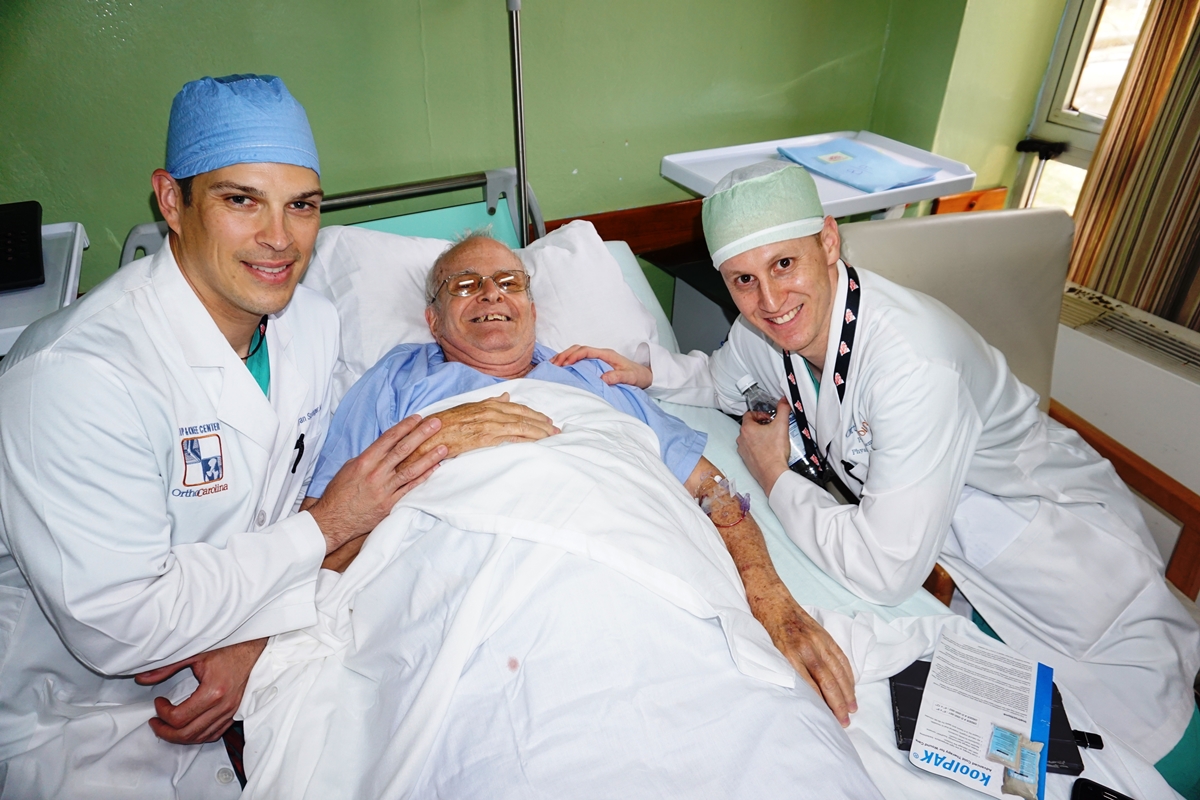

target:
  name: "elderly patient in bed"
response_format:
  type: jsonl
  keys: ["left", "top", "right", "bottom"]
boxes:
{"left": 269, "top": 233, "right": 879, "bottom": 798}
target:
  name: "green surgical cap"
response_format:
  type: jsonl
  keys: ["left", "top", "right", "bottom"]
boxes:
{"left": 702, "top": 161, "right": 825, "bottom": 269}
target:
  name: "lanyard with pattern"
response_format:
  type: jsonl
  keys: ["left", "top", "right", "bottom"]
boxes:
{"left": 781, "top": 264, "right": 862, "bottom": 498}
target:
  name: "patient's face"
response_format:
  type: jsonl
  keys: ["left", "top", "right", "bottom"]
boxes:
{"left": 719, "top": 218, "right": 841, "bottom": 364}
{"left": 425, "top": 238, "right": 537, "bottom": 379}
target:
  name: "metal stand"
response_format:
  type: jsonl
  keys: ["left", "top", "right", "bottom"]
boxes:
{"left": 507, "top": 0, "right": 529, "bottom": 246}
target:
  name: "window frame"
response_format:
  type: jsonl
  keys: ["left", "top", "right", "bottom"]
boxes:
{"left": 1029, "top": 0, "right": 1111, "bottom": 171}
{"left": 1014, "top": 0, "right": 1139, "bottom": 206}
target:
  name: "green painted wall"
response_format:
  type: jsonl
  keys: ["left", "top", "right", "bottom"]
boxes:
{"left": 868, "top": 0, "right": 969, "bottom": 150}
{"left": 931, "top": 0, "right": 1068, "bottom": 192}
{"left": 1, "top": 0, "right": 972, "bottom": 291}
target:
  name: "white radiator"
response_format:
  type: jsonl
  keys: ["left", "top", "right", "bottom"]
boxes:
{"left": 1051, "top": 284, "right": 1200, "bottom": 561}
{"left": 1059, "top": 284, "right": 1200, "bottom": 383}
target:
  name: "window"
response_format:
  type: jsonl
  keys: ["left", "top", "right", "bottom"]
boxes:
{"left": 1030, "top": 160, "right": 1089, "bottom": 215}
{"left": 1069, "top": 0, "right": 1151, "bottom": 119}
{"left": 1021, "top": 0, "right": 1152, "bottom": 209}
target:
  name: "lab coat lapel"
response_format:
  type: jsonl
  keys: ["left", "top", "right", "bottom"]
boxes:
{"left": 150, "top": 244, "right": 279, "bottom": 452}
{"left": 816, "top": 260, "right": 850, "bottom": 460}
{"left": 268, "top": 309, "right": 305, "bottom": 441}
{"left": 260, "top": 310, "right": 306, "bottom": 513}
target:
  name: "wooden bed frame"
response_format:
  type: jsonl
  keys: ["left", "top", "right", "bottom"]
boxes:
{"left": 546, "top": 200, "right": 1200, "bottom": 602}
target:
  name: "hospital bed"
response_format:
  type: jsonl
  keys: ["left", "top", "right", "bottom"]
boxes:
{"left": 119, "top": 177, "right": 1178, "bottom": 798}
{"left": 288, "top": 181, "right": 1183, "bottom": 798}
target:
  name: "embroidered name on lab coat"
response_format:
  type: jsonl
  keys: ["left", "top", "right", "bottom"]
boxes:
{"left": 297, "top": 405, "right": 322, "bottom": 426}
{"left": 845, "top": 420, "right": 872, "bottom": 456}
{"left": 178, "top": 421, "right": 221, "bottom": 436}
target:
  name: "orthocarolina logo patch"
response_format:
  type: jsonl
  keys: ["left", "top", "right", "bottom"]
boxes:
{"left": 181, "top": 434, "right": 223, "bottom": 486}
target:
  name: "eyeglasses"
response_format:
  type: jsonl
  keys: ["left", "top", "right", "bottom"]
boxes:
{"left": 434, "top": 269, "right": 530, "bottom": 300}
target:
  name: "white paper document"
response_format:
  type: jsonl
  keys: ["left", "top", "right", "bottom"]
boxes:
{"left": 909, "top": 630, "right": 1052, "bottom": 799}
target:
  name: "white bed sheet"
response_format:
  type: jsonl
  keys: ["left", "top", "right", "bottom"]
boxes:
{"left": 240, "top": 382, "right": 886, "bottom": 800}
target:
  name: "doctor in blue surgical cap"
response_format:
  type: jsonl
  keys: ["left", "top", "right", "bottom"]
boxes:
{"left": 0, "top": 74, "right": 462, "bottom": 798}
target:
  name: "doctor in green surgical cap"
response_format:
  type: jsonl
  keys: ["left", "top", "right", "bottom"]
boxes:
{"left": 556, "top": 160, "right": 1200, "bottom": 796}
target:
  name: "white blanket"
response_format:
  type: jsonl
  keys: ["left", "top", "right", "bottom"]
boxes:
{"left": 237, "top": 381, "right": 884, "bottom": 800}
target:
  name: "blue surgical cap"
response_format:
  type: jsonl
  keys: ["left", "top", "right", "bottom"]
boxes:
{"left": 165, "top": 74, "right": 320, "bottom": 179}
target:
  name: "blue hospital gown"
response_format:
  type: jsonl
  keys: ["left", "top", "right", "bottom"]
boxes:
{"left": 308, "top": 343, "right": 707, "bottom": 497}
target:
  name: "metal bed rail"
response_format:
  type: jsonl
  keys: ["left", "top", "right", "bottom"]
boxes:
{"left": 119, "top": 167, "right": 546, "bottom": 268}
{"left": 319, "top": 167, "right": 545, "bottom": 240}
{"left": 320, "top": 171, "right": 487, "bottom": 211}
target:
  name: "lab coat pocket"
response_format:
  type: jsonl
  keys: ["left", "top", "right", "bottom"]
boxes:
{"left": 46, "top": 685, "right": 181, "bottom": 792}
{"left": 18, "top": 673, "right": 202, "bottom": 794}
{"left": 978, "top": 499, "right": 1154, "bottom": 658}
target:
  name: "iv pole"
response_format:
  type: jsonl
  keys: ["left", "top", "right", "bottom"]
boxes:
{"left": 507, "top": 0, "right": 529, "bottom": 246}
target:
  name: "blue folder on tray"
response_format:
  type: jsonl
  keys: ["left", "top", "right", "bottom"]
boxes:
{"left": 778, "top": 137, "right": 938, "bottom": 193}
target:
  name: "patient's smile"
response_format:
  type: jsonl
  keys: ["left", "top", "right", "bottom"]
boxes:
{"left": 425, "top": 236, "right": 537, "bottom": 379}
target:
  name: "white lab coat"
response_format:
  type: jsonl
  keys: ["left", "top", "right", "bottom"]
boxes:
{"left": 648, "top": 261, "right": 1200, "bottom": 764}
{"left": 0, "top": 244, "right": 338, "bottom": 798}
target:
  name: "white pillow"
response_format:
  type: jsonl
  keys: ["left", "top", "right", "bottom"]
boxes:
{"left": 303, "top": 219, "right": 662, "bottom": 391}
{"left": 519, "top": 220, "right": 662, "bottom": 357}
{"left": 303, "top": 225, "right": 442, "bottom": 378}
{"left": 602, "top": 239, "right": 678, "bottom": 354}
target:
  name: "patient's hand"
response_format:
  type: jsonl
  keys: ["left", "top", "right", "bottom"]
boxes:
{"left": 134, "top": 637, "right": 268, "bottom": 744}
{"left": 748, "top": 584, "right": 857, "bottom": 727}
{"left": 686, "top": 457, "right": 856, "bottom": 726}
{"left": 306, "top": 398, "right": 554, "bottom": 574}
{"left": 401, "top": 393, "right": 560, "bottom": 466}
{"left": 550, "top": 345, "right": 652, "bottom": 388}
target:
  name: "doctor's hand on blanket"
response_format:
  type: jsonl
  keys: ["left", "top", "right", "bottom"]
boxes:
{"left": 309, "top": 396, "right": 559, "bottom": 573}
{"left": 552, "top": 345, "right": 652, "bottom": 388}
{"left": 307, "top": 413, "right": 450, "bottom": 556}
{"left": 687, "top": 458, "right": 858, "bottom": 726}
{"left": 134, "top": 637, "right": 268, "bottom": 744}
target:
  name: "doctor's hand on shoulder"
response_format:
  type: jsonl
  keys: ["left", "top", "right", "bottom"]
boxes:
{"left": 551, "top": 345, "right": 652, "bottom": 388}
{"left": 311, "top": 398, "right": 558, "bottom": 574}
{"left": 135, "top": 638, "right": 268, "bottom": 744}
